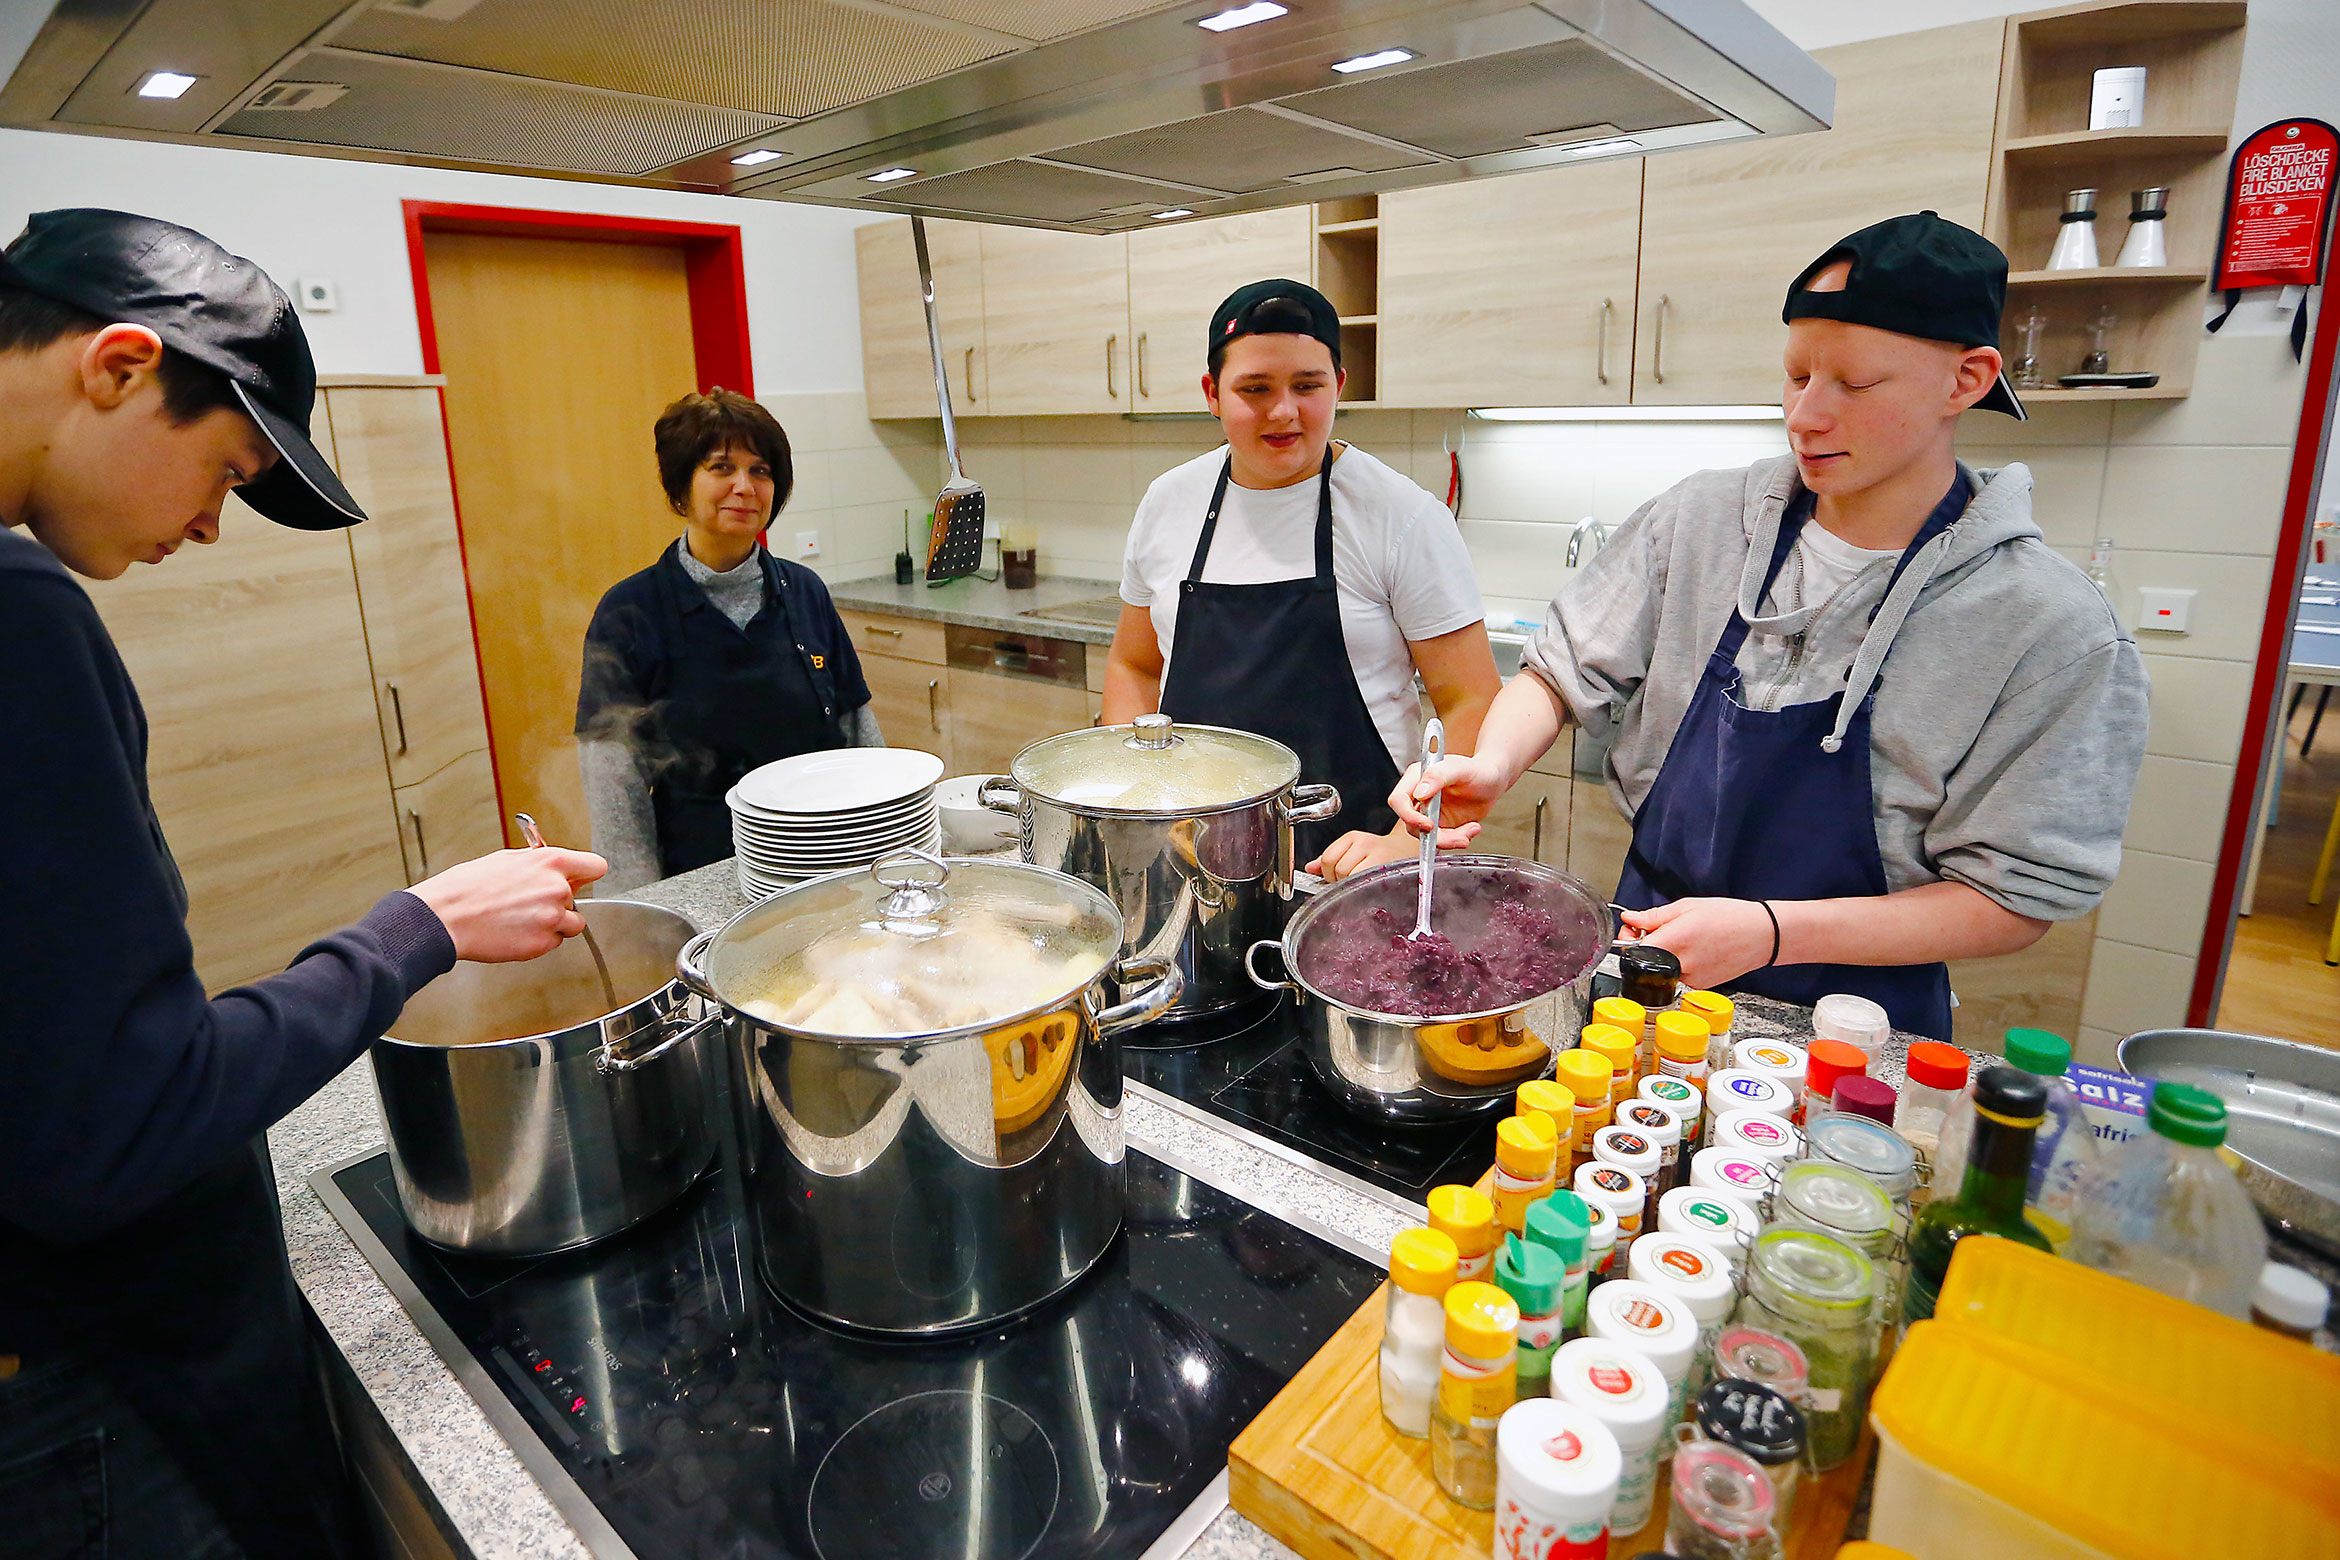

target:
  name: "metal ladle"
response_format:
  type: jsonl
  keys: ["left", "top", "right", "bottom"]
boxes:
{"left": 515, "top": 812, "right": 619, "bottom": 1014}
{"left": 1410, "top": 718, "right": 1445, "bottom": 941}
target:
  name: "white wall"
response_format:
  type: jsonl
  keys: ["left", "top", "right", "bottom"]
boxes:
{"left": 0, "top": 127, "right": 886, "bottom": 393}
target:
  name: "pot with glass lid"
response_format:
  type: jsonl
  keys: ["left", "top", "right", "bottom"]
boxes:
{"left": 977, "top": 714, "right": 1339, "bottom": 1025}
{"left": 676, "top": 851, "right": 1182, "bottom": 1336}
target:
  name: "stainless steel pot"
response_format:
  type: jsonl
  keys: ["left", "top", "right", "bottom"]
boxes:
{"left": 1246, "top": 854, "right": 1612, "bottom": 1123}
{"left": 676, "top": 853, "right": 1183, "bottom": 1336}
{"left": 980, "top": 714, "right": 1339, "bottom": 1024}
{"left": 373, "top": 900, "right": 720, "bottom": 1255}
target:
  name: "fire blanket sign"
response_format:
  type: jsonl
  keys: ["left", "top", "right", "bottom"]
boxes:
{"left": 2209, "top": 119, "right": 2336, "bottom": 350}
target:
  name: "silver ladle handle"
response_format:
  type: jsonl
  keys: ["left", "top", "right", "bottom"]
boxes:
{"left": 1412, "top": 718, "right": 1444, "bottom": 939}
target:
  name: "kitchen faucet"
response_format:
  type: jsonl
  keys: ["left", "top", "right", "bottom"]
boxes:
{"left": 1566, "top": 517, "right": 1612, "bottom": 568}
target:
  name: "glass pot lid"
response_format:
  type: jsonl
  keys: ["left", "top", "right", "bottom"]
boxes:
{"left": 703, "top": 853, "right": 1122, "bottom": 1039}
{"left": 1010, "top": 715, "right": 1299, "bottom": 814}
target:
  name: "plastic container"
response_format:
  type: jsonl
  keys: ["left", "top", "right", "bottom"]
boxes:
{"left": 1704, "top": 1068, "right": 1796, "bottom": 1121}
{"left": 1526, "top": 1192, "right": 1592, "bottom": 1335}
{"left": 1493, "top": 1399, "right": 1622, "bottom": 1560}
{"left": 1829, "top": 1074, "right": 1898, "bottom": 1127}
{"left": 1736, "top": 1230, "right": 1878, "bottom": 1471}
{"left": 2066, "top": 1081, "right": 2269, "bottom": 1320}
{"left": 1549, "top": 1337, "right": 1672, "bottom": 1534}
{"left": 1498, "top": 1233, "right": 1566, "bottom": 1399}
{"left": 1554, "top": 1050, "right": 1617, "bottom": 1171}
{"left": 1640, "top": 1074, "right": 1705, "bottom": 1150}
{"left": 1493, "top": 1114, "right": 1561, "bottom": 1235}
{"left": 1653, "top": 1011, "right": 1712, "bottom": 1092}
{"left": 1657, "top": 1186, "right": 1754, "bottom": 1274}
{"left": 1593, "top": 1123, "right": 1664, "bottom": 1233}
{"left": 1895, "top": 1042, "right": 1970, "bottom": 1188}
{"left": 1707, "top": 1110, "right": 1800, "bottom": 1164}
{"left": 1430, "top": 1184, "right": 1499, "bottom": 1282}
{"left": 1518, "top": 1078, "right": 1579, "bottom": 1163}
{"left": 1692, "top": 1377, "right": 1805, "bottom": 1521}
{"left": 1711, "top": 1323, "right": 1809, "bottom": 1406}
{"left": 1574, "top": 1161, "right": 1648, "bottom": 1260}
{"left": 1803, "top": 1039, "right": 1867, "bottom": 1126}
{"left": 1431, "top": 1281, "right": 1520, "bottom": 1509}
{"left": 2252, "top": 1263, "right": 2328, "bottom": 1342}
{"left": 1628, "top": 1234, "right": 1736, "bottom": 1397}
{"left": 1810, "top": 993, "right": 1889, "bottom": 1065}
{"left": 1927, "top": 1029, "right": 2097, "bottom": 1250}
{"left": 1666, "top": 1439, "right": 1777, "bottom": 1559}
{"left": 1584, "top": 1197, "right": 1618, "bottom": 1280}
{"left": 1617, "top": 1099, "right": 1686, "bottom": 1199}
{"left": 1586, "top": 1279, "right": 1698, "bottom": 1436}
{"left": 1380, "top": 1226, "right": 1459, "bottom": 1436}
{"left": 1730, "top": 1038, "right": 1808, "bottom": 1118}
{"left": 1581, "top": 1022, "right": 1639, "bottom": 1090}
{"left": 1689, "top": 1147, "right": 1774, "bottom": 1214}
{"left": 1679, "top": 989, "right": 1736, "bottom": 1073}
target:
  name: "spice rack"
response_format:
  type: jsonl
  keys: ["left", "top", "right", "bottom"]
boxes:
{"left": 1980, "top": 0, "right": 2248, "bottom": 401}
{"left": 1314, "top": 195, "right": 1380, "bottom": 405}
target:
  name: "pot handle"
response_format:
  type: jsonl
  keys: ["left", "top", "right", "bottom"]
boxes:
{"left": 1280, "top": 783, "right": 1341, "bottom": 825}
{"left": 675, "top": 929, "right": 718, "bottom": 1000}
{"left": 1245, "top": 939, "right": 1298, "bottom": 994}
{"left": 977, "top": 775, "right": 1021, "bottom": 815}
{"left": 1095, "top": 954, "right": 1185, "bottom": 1034}
{"left": 597, "top": 1010, "right": 721, "bottom": 1076}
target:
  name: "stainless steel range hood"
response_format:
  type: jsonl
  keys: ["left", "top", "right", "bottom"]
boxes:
{"left": 1, "top": 0, "right": 1830, "bottom": 232}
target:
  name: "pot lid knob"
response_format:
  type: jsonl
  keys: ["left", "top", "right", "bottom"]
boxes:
{"left": 1129, "top": 712, "right": 1178, "bottom": 751}
{"left": 871, "top": 849, "right": 949, "bottom": 937}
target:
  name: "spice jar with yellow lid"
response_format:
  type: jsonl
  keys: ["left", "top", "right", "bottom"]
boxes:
{"left": 1429, "top": 1183, "right": 1498, "bottom": 1281}
{"left": 1581, "top": 1022, "right": 1638, "bottom": 1088}
{"left": 1492, "top": 1114, "right": 1560, "bottom": 1234}
{"left": 1553, "top": 1050, "right": 1617, "bottom": 1170}
{"left": 1516, "top": 1078, "right": 1578, "bottom": 1162}
{"left": 1679, "top": 989, "right": 1736, "bottom": 1072}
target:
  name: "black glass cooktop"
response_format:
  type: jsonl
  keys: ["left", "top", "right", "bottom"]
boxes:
{"left": 323, "top": 1146, "right": 1379, "bottom": 1560}
{"left": 1124, "top": 998, "right": 1499, "bottom": 1200}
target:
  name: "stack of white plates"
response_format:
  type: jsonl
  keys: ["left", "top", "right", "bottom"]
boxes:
{"left": 727, "top": 748, "right": 946, "bottom": 898}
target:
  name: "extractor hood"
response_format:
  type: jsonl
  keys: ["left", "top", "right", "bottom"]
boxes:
{"left": 1, "top": 0, "right": 1831, "bottom": 232}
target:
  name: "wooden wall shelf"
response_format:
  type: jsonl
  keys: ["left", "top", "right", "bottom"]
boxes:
{"left": 2004, "top": 126, "right": 2232, "bottom": 158}
{"left": 2018, "top": 384, "right": 2188, "bottom": 401}
{"left": 1316, "top": 218, "right": 1381, "bottom": 235}
{"left": 2008, "top": 265, "right": 2207, "bottom": 284}
{"left": 2011, "top": 0, "right": 2244, "bottom": 49}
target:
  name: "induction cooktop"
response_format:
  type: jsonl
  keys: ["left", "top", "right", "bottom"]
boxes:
{"left": 318, "top": 1139, "right": 1381, "bottom": 1560}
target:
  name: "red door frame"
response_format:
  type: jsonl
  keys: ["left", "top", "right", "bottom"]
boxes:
{"left": 399, "top": 200, "right": 754, "bottom": 838}
{"left": 2190, "top": 289, "right": 2340, "bottom": 1024}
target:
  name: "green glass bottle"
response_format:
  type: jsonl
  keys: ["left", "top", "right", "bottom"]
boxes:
{"left": 1904, "top": 1065, "right": 2054, "bottom": 1323}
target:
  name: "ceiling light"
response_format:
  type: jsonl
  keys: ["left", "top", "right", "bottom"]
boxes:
{"left": 730, "top": 148, "right": 784, "bottom": 167}
{"left": 1564, "top": 137, "right": 1643, "bottom": 157}
{"left": 1152, "top": 208, "right": 1194, "bottom": 220}
{"left": 1470, "top": 405, "right": 1782, "bottom": 422}
{"left": 866, "top": 167, "right": 917, "bottom": 183}
{"left": 1197, "top": 2, "right": 1287, "bottom": 31}
{"left": 136, "top": 71, "right": 199, "bottom": 100}
{"left": 1330, "top": 47, "right": 1413, "bottom": 74}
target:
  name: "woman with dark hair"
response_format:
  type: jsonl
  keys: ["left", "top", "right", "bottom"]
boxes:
{"left": 577, "top": 389, "right": 880, "bottom": 891}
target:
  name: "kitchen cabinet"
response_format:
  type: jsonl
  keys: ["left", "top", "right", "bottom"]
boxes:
{"left": 947, "top": 668, "right": 1090, "bottom": 774}
{"left": 393, "top": 749, "right": 502, "bottom": 885}
{"left": 1633, "top": 21, "right": 2006, "bottom": 404}
{"left": 856, "top": 218, "right": 985, "bottom": 419}
{"left": 977, "top": 227, "right": 1130, "bottom": 416}
{"left": 1125, "top": 209, "right": 1314, "bottom": 413}
{"left": 1379, "top": 160, "right": 1643, "bottom": 409}
{"left": 861, "top": 648, "right": 949, "bottom": 758}
{"left": 1476, "top": 772, "right": 1571, "bottom": 866}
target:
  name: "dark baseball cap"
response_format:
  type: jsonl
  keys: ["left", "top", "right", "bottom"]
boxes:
{"left": 1208, "top": 278, "right": 1342, "bottom": 371}
{"left": 0, "top": 209, "right": 366, "bottom": 529}
{"left": 1782, "top": 211, "right": 2025, "bottom": 420}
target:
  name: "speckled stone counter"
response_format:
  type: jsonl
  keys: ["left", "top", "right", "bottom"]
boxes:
{"left": 271, "top": 855, "right": 1946, "bottom": 1560}
{"left": 828, "top": 571, "right": 1123, "bottom": 644}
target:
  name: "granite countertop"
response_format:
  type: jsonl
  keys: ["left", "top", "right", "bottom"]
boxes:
{"left": 829, "top": 571, "right": 1124, "bottom": 645}
{"left": 270, "top": 856, "right": 1941, "bottom": 1560}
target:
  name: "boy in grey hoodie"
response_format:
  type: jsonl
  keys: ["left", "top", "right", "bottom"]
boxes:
{"left": 1397, "top": 213, "right": 2148, "bottom": 1039}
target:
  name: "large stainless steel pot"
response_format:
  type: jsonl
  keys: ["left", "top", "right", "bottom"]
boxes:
{"left": 1246, "top": 854, "right": 1612, "bottom": 1123}
{"left": 373, "top": 900, "right": 719, "bottom": 1255}
{"left": 676, "top": 853, "right": 1183, "bottom": 1336}
{"left": 979, "top": 714, "right": 1339, "bottom": 1024}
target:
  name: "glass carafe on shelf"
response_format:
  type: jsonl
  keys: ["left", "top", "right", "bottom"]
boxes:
{"left": 2079, "top": 305, "right": 2119, "bottom": 375}
{"left": 2116, "top": 187, "right": 2170, "bottom": 268}
{"left": 2047, "top": 189, "right": 2101, "bottom": 271}
{"left": 2011, "top": 307, "right": 2049, "bottom": 389}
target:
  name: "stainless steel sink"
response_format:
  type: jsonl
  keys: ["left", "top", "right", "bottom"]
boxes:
{"left": 1018, "top": 597, "right": 1125, "bottom": 629}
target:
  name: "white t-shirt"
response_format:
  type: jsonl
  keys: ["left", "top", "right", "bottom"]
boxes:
{"left": 1761, "top": 520, "right": 1902, "bottom": 618}
{"left": 1121, "top": 444, "right": 1484, "bottom": 768}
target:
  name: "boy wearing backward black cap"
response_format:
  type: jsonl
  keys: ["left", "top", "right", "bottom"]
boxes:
{"left": 1398, "top": 212, "right": 2149, "bottom": 1042}
{"left": 0, "top": 210, "right": 606, "bottom": 1558}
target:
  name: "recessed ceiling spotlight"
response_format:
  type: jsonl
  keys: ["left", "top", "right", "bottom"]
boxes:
{"left": 1330, "top": 47, "right": 1413, "bottom": 74}
{"left": 136, "top": 70, "right": 200, "bottom": 99}
{"left": 866, "top": 167, "right": 918, "bottom": 183}
{"left": 730, "top": 148, "right": 785, "bottom": 167}
{"left": 1152, "top": 208, "right": 1195, "bottom": 219}
{"left": 1197, "top": 2, "right": 1287, "bottom": 32}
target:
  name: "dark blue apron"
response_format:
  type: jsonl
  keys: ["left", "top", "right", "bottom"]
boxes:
{"left": 1617, "top": 482, "right": 1968, "bottom": 1041}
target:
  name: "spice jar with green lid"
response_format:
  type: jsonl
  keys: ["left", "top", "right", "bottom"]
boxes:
{"left": 1733, "top": 1229, "right": 1877, "bottom": 1470}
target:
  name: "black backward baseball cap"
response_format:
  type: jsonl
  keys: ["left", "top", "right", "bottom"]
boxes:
{"left": 1782, "top": 210, "right": 2025, "bottom": 420}
{"left": 1209, "top": 278, "right": 1342, "bottom": 370}
{"left": 0, "top": 209, "right": 366, "bottom": 529}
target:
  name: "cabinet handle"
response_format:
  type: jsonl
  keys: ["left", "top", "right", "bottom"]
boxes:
{"left": 1596, "top": 299, "right": 1612, "bottom": 387}
{"left": 409, "top": 809, "right": 429, "bottom": 879}
{"left": 1532, "top": 795, "right": 1548, "bottom": 861}
{"left": 863, "top": 624, "right": 904, "bottom": 638}
{"left": 387, "top": 682, "right": 408, "bottom": 756}
{"left": 964, "top": 346, "right": 976, "bottom": 403}
{"left": 928, "top": 678, "right": 940, "bottom": 730}
{"left": 1106, "top": 333, "right": 1119, "bottom": 399}
{"left": 1652, "top": 294, "right": 1669, "bottom": 385}
{"left": 1137, "top": 332, "right": 1149, "bottom": 399}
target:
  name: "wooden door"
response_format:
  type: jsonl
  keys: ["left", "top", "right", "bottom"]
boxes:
{"left": 1632, "top": 21, "right": 2005, "bottom": 404}
{"left": 1125, "top": 210, "right": 1314, "bottom": 413}
{"left": 979, "top": 227, "right": 1130, "bottom": 415}
{"left": 861, "top": 652, "right": 949, "bottom": 760}
{"left": 1379, "top": 161, "right": 1643, "bottom": 409}
{"left": 856, "top": 218, "right": 986, "bottom": 419}
{"left": 393, "top": 748, "right": 504, "bottom": 885}
{"left": 944, "top": 668, "right": 1089, "bottom": 775}
{"left": 424, "top": 231, "right": 701, "bottom": 849}
{"left": 326, "top": 386, "right": 492, "bottom": 789}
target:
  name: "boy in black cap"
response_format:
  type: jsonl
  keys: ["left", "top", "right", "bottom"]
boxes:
{"left": 1398, "top": 213, "right": 2147, "bottom": 1041}
{"left": 0, "top": 210, "right": 605, "bottom": 1558}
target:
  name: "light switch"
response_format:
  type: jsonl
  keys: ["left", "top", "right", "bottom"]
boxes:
{"left": 2138, "top": 587, "right": 2193, "bottom": 633}
{"left": 793, "top": 530, "right": 821, "bottom": 560}
{"left": 295, "top": 277, "right": 336, "bottom": 314}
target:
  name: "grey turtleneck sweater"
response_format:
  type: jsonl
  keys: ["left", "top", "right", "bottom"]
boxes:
{"left": 581, "top": 542, "right": 883, "bottom": 893}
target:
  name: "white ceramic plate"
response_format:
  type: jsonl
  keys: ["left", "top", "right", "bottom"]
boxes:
{"left": 730, "top": 799, "right": 938, "bottom": 843}
{"left": 728, "top": 785, "right": 936, "bottom": 825}
{"left": 731, "top": 748, "right": 945, "bottom": 816}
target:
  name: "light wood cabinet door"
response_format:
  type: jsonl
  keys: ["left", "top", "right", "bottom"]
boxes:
{"left": 326, "top": 386, "right": 492, "bottom": 789}
{"left": 857, "top": 218, "right": 986, "bottom": 419}
{"left": 1632, "top": 21, "right": 2005, "bottom": 405}
{"left": 945, "top": 668, "right": 1090, "bottom": 775}
{"left": 862, "top": 651, "right": 950, "bottom": 759}
{"left": 394, "top": 748, "right": 503, "bottom": 885}
{"left": 979, "top": 227, "right": 1131, "bottom": 416}
{"left": 1379, "top": 161, "right": 1643, "bottom": 409}
{"left": 1565, "top": 779, "right": 1634, "bottom": 900}
{"left": 1125, "top": 210, "right": 1314, "bottom": 413}
{"left": 86, "top": 496, "right": 409, "bottom": 991}
{"left": 1476, "top": 772, "right": 1571, "bottom": 866}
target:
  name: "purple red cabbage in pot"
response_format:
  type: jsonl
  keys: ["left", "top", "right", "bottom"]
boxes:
{"left": 1298, "top": 864, "right": 1588, "bottom": 1017}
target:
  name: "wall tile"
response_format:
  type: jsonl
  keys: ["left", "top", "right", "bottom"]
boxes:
{"left": 1333, "top": 408, "right": 1414, "bottom": 447}
{"left": 1132, "top": 441, "right": 1216, "bottom": 494}
{"left": 958, "top": 416, "right": 1027, "bottom": 448}
{"left": 2138, "top": 652, "right": 2254, "bottom": 763}
{"left": 2110, "top": 332, "right": 2311, "bottom": 447}
{"left": 2079, "top": 937, "right": 2196, "bottom": 1035}
{"left": 1457, "top": 519, "right": 1575, "bottom": 608}
{"left": 830, "top": 442, "right": 938, "bottom": 509}
{"left": 824, "top": 499, "right": 925, "bottom": 581}
{"left": 760, "top": 391, "right": 836, "bottom": 451}
{"left": 1958, "top": 399, "right": 2112, "bottom": 447}
{"left": 2099, "top": 444, "right": 2293, "bottom": 557}
{"left": 1020, "top": 415, "right": 1128, "bottom": 447}
{"left": 2109, "top": 549, "right": 2274, "bottom": 662}
{"left": 1024, "top": 442, "right": 1135, "bottom": 506}
{"left": 2124, "top": 755, "right": 2238, "bottom": 862}
{"left": 1962, "top": 443, "right": 2106, "bottom": 550}
{"left": 1463, "top": 443, "right": 1598, "bottom": 524}
{"left": 2096, "top": 848, "right": 2217, "bottom": 956}
{"left": 2076, "top": 1024, "right": 2126, "bottom": 1069}
{"left": 781, "top": 449, "right": 833, "bottom": 520}
{"left": 965, "top": 442, "right": 1026, "bottom": 503}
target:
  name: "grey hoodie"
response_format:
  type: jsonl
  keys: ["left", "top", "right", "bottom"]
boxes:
{"left": 1524, "top": 454, "right": 2148, "bottom": 922}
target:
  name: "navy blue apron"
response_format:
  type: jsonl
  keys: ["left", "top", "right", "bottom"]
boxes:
{"left": 1159, "top": 447, "right": 1402, "bottom": 864}
{"left": 1616, "top": 486, "right": 1966, "bottom": 1041}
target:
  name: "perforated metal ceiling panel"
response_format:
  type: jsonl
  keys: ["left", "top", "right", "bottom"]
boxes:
{"left": 216, "top": 49, "right": 783, "bottom": 174}
{"left": 1051, "top": 105, "right": 1433, "bottom": 193}
{"left": 884, "top": 160, "right": 1201, "bottom": 222}
{"left": 889, "top": 0, "right": 1182, "bottom": 45}
{"left": 331, "top": 0, "right": 1015, "bottom": 118}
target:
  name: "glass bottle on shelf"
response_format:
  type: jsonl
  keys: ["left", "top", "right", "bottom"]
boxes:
{"left": 2087, "top": 538, "right": 2116, "bottom": 603}
{"left": 2079, "top": 304, "right": 2119, "bottom": 375}
{"left": 2011, "top": 307, "right": 2049, "bottom": 389}
{"left": 2047, "top": 188, "right": 2101, "bottom": 271}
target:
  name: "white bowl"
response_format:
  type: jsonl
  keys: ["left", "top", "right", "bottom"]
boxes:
{"left": 935, "top": 774, "right": 1019, "bottom": 852}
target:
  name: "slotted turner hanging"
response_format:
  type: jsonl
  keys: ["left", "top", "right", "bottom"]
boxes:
{"left": 912, "top": 216, "right": 985, "bottom": 584}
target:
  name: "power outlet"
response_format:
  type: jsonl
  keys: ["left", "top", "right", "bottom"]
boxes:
{"left": 295, "top": 277, "right": 337, "bottom": 314}
{"left": 793, "top": 530, "right": 821, "bottom": 560}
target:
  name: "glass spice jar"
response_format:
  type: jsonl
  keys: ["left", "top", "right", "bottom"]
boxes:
{"left": 1734, "top": 1230, "right": 1878, "bottom": 1471}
